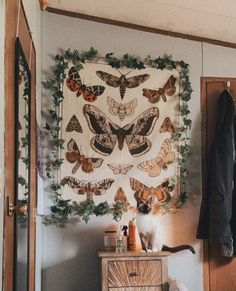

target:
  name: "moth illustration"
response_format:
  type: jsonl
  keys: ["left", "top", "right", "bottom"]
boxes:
{"left": 114, "top": 187, "right": 128, "bottom": 202}
{"left": 107, "top": 163, "right": 133, "bottom": 175}
{"left": 61, "top": 176, "right": 114, "bottom": 199}
{"left": 83, "top": 104, "right": 159, "bottom": 157}
{"left": 130, "top": 177, "right": 173, "bottom": 204}
{"left": 66, "top": 66, "right": 105, "bottom": 102}
{"left": 159, "top": 117, "right": 175, "bottom": 133}
{"left": 96, "top": 70, "right": 150, "bottom": 100}
{"left": 66, "top": 114, "right": 83, "bottom": 133}
{"left": 107, "top": 96, "right": 137, "bottom": 121}
{"left": 137, "top": 139, "right": 175, "bottom": 177}
{"left": 142, "top": 75, "right": 176, "bottom": 103}
{"left": 65, "top": 138, "right": 103, "bottom": 174}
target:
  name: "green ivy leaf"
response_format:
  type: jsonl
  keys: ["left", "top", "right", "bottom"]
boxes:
{"left": 180, "top": 144, "right": 192, "bottom": 159}
{"left": 50, "top": 182, "right": 61, "bottom": 191}
{"left": 94, "top": 201, "right": 110, "bottom": 216}
{"left": 183, "top": 117, "right": 192, "bottom": 129}
{"left": 181, "top": 104, "right": 190, "bottom": 115}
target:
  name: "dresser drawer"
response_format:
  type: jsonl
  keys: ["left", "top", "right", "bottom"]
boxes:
{"left": 109, "top": 287, "right": 162, "bottom": 291}
{"left": 108, "top": 260, "right": 162, "bottom": 287}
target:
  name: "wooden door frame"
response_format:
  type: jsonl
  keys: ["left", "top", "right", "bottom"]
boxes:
{"left": 201, "top": 77, "right": 236, "bottom": 291}
{"left": 4, "top": 0, "right": 36, "bottom": 290}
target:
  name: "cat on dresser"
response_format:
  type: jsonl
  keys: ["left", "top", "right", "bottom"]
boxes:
{"left": 135, "top": 194, "right": 195, "bottom": 254}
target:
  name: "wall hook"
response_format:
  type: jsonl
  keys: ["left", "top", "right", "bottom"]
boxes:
{"left": 227, "top": 81, "right": 231, "bottom": 92}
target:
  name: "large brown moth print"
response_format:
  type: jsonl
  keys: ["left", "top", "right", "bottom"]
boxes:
{"left": 130, "top": 177, "right": 173, "bottom": 204}
{"left": 61, "top": 176, "right": 114, "bottom": 200}
{"left": 83, "top": 104, "right": 159, "bottom": 157}
{"left": 137, "top": 139, "right": 175, "bottom": 177}
{"left": 66, "top": 66, "right": 105, "bottom": 102}
{"left": 107, "top": 163, "right": 133, "bottom": 175}
{"left": 65, "top": 138, "right": 103, "bottom": 174}
{"left": 66, "top": 114, "right": 83, "bottom": 133}
{"left": 159, "top": 117, "right": 175, "bottom": 133}
{"left": 96, "top": 70, "right": 150, "bottom": 100}
{"left": 143, "top": 75, "right": 176, "bottom": 103}
{"left": 107, "top": 96, "right": 137, "bottom": 121}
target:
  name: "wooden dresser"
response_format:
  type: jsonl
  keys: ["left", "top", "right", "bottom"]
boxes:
{"left": 98, "top": 251, "right": 170, "bottom": 291}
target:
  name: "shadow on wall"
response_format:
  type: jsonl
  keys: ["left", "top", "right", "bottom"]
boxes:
{"left": 41, "top": 222, "right": 113, "bottom": 291}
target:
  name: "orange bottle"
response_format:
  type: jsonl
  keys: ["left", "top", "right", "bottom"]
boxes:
{"left": 128, "top": 218, "right": 136, "bottom": 251}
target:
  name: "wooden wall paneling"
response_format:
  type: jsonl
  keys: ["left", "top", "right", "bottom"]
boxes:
{"left": 4, "top": 0, "right": 36, "bottom": 290}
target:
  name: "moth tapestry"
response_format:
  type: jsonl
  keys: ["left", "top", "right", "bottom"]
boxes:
{"left": 43, "top": 50, "right": 192, "bottom": 225}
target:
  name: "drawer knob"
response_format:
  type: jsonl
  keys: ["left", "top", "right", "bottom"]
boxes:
{"left": 129, "top": 272, "right": 138, "bottom": 277}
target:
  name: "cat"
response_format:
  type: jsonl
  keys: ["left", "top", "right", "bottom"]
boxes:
{"left": 135, "top": 196, "right": 195, "bottom": 254}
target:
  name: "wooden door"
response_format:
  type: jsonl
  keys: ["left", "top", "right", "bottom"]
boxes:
{"left": 4, "top": 0, "right": 36, "bottom": 290}
{"left": 201, "top": 77, "right": 236, "bottom": 291}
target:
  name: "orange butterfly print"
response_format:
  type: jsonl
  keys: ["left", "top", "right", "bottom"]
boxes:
{"left": 130, "top": 177, "right": 173, "bottom": 204}
{"left": 66, "top": 67, "right": 105, "bottom": 102}
{"left": 65, "top": 138, "right": 103, "bottom": 174}
{"left": 159, "top": 117, "right": 175, "bottom": 133}
{"left": 137, "top": 139, "right": 175, "bottom": 177}
{"left": 143, "top": 75, "right": 176, "bottom": 103}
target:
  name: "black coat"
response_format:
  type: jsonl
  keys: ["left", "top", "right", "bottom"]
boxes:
{"left": 197, "top": 90, "right": 236, "bottom": 256}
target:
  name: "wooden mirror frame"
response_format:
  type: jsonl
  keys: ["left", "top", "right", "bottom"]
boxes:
{"left": 14, "top": 36, "right": 32, "bottom": 291}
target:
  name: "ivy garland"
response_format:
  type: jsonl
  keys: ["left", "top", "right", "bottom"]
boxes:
{"left": 42, "top": 48, "right": 192, "bottom": 227}
{"left": 18, "top": 55, "right": 30, "bottom": 201}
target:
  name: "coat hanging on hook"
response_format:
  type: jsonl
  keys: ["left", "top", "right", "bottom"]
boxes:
{"left": 197, "top": 89, "right": 236, "bottom": 257}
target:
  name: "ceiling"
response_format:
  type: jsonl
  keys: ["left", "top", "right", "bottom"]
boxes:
{"left": 46, "top": 0, "right": 236, "bottom": 45}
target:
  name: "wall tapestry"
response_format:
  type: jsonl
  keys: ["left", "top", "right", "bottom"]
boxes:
{"left": 42, "top": 48, "right": 192, "bottom": 226}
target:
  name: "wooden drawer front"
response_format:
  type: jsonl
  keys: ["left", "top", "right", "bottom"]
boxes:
{"left": 109, "top": 287, "right": 162, "bottom": 291}
{"left": 108, "top": 260, "right": 162, "bottom": 287}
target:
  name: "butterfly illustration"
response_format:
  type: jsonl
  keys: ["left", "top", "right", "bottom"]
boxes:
{"left": 130, "top": 177, "right": 173, "bottom": 204}
{"left": 142, "top": 75, "right": 176, "bottom": 103}
{"left": 107, "top": 96, "right": 137, "bottom": 121}
{"left": 65, "top": 138, "right": 103, "bottom": 174}
{"left": 159, "top": 117, "right": 175, "bottom": 133}
{"left": 61, "top": 176, "right": 114, "bottom": 199}
{"left": 137, "top": 139, "right": 175, "bottom": 177}
{"left": 96, "top": 70, "right": 150, "bottom": 100}
{"left": 107, "top": 163, "right": 133, "bottom": 175}
{"left": 66, "top": 66, "right": 105, "bottom": 102}
{"left": 66, "top": 114, "right": 83, "bottom": 133}
{"left": 114, "top": 187, "right": 128, "bottom": 202}
{"left": 83, "top": 104, "right": 159, "bottom": 157}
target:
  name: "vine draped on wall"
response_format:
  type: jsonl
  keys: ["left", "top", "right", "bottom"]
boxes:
{"left": 42, "top": 48, "right": 192, "bottom": 227}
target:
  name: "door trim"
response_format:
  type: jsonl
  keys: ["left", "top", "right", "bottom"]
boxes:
{"left": 4, "top": 0, "right": 36, "bottom": 290}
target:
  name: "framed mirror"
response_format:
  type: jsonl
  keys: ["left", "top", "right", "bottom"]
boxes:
{"left": 14, "top": 37, "right": 31, "bottom": 291}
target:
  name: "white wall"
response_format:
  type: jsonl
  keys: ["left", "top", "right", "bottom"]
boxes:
{"left": 0, "top": 0, "right": 5, "bottom": 289}
{"left": 41, "top": 13, "right": 236, "bottom": 291}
